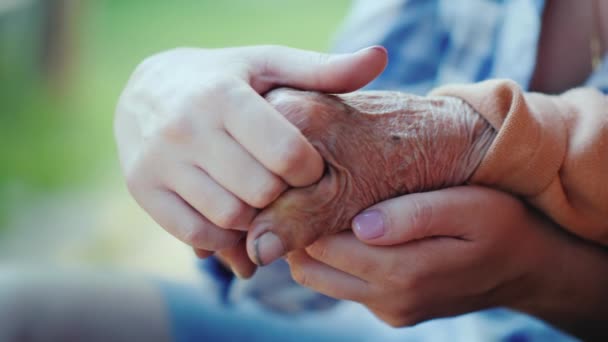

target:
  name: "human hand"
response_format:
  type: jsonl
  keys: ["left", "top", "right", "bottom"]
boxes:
{"left": 114, "top": 46, "right": 388, "bottom": 272}
{"left": 246, "top": 89, "right": 495, "bottom": 265}
{"left": 286, "top": 186, "right": 608, "bottom": 340}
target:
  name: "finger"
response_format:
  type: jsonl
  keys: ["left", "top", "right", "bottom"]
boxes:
{"left": 216, "top": 239, "right": 257, "bottom": 279}
{"left": 138, "top": 189, "right": 243, "bottom": 250}
{"left": 305, "top": 232, "right": 381, "bottom": 280}
{"left": 306, "top": 232, "right": 465, "bottom": 282}
{"left": 352, "top": 186, "right": 523, "bottom": 246}
{"left": 249, "top": 45, "right": 388, "bottom": 94}
{"left": 197, "top": 130, "right": 287, "bottom": 209}
{"left": 245, "top": 176, "right": 342, "bottom": 266}
{"left": 223, "top": 85, "right": 324, "bottom": 187}
{"left": 168, "top": 164, "right": 256, "bottom": 230}
{"left": 286, "top": 250, "right": 370, "bottom": 301}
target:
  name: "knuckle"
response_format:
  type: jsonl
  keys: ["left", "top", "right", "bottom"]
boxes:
{"left": 181, "top": 221, "right": 212, "bottom": 247}
{"left": 213, "top": 200, "right": 250, "bottom": 228}
{"left": 161, "top": 113, "right": 196, "bottom": 143}
{"left": 181, "top": 220, "right": 239, "bottom": 250}
{"left": 393, "top": 274, "right": 421, "bottom": 294}
{"left": 272, "top": 135, "right": 309, "bottom": 178}
{"left": 290, "top": 266, "right": 312, "bottom": 288}
{"left": 199, "top": 75, "right": 240, "bottom": 99}
{"left": 306, "top": 241, "right": 330, "bottom": 261}
{"left": 384, "top": 256, "right": 409, "bottom": 287}
{"left": 196, "top": 74, "right": 247, "bottom": 105}
{"left": 168, "top": 76, "right": 242, "bottom": 131}
{"left": 249, "top": 176, "right": 285, "bottom": 208}
{"left": 255, "top": 45, "right": 284, "bottom": 75}
{"left": 289, "top": 257, "right": 311, "bottom": 287}
{"left": 266, "top": 90, "right": 314, "bottom": 130}
{"left": 266, "top": 88, "right": 305, "bottom": 111}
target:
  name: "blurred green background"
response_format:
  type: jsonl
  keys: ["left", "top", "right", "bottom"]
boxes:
{"left": 0, "top": 0, "right": 350, "bottom": 278}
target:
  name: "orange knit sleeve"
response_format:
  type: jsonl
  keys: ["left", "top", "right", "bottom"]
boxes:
{"left": 431, "top": 79, "right": 608, "bottom": 245}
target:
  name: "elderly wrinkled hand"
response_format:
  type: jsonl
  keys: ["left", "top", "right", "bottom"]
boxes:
{"left": 246, "top": 88, "right": 496, "bottom": 265}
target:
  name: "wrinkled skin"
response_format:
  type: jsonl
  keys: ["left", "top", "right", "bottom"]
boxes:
{"left": 247, "top": 88, "right": 496, "bottom": 264}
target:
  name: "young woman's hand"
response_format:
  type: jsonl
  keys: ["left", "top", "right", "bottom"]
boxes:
{"left": 114, "top": 46, "right": 387, "bottom": 270}
{"left": 286, "top": 186, "right": 608, "bottom": 340}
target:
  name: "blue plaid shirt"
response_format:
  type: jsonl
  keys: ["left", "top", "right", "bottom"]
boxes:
{"left": 334, "top": 0, "right": 608, "bottom": 95}
{"left": 191, "top": 1, "right": 607, "bottom": 341}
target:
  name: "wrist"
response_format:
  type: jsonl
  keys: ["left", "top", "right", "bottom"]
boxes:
{"left": 430, "top": 95, "right": 496, "bottom": 183}
{"left": 512, "top": 226, "right": 608, "bottom": 340}
{"left": 338, "top": 92, "right": 496, "bottom": 191}
{"left": 409, "top": 95, "right": 495, "bottom": 187}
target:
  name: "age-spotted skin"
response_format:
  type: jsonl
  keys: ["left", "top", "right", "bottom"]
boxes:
{"left": 250, "top": 88, "right": 496, "bottom": 260}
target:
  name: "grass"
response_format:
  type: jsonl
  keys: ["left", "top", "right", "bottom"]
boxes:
{"left": 0, "top": 0, "right": 351, "bottom": 230}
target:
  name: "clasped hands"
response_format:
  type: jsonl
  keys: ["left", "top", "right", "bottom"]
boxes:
{"left": 208, "top": 88, "right": 547, "bottom": 327}
{"left": 115, "top": 46, "right": 588, "bottom": 328}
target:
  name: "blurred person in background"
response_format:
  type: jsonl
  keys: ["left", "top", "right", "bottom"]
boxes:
{"left": 2, "top": 0, "right": 608, "bottom": 341}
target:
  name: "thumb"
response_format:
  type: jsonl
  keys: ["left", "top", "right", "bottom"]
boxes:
{"left": 245, "top": 178, "right": 348, "bottom": 266}
{"left": 249, "top": 45, "right": 388, "bottom": 94}
{"left": 352, "top": 186, "right": 504, "bottom": 246}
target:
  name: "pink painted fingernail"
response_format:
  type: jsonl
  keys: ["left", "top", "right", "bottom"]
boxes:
{"left": 254, "top": 232, "right": 285, "bottom": 266}
{"left": 353, "top": 210, "right": 385, "bottom": 240}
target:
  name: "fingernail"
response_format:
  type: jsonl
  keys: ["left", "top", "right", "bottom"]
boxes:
{"left": 353, "top": 210, "right": 385, "bottom": 240}
{"left": 253, "top": 232, "right": 285, "bottom": 266}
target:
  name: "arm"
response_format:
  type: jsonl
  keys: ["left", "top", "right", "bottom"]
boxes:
{"left": 431, "top": 80, "right": 608, "bottom": 244}
{"left": 522, "top": 227, "right": 608, "bottom": 341}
